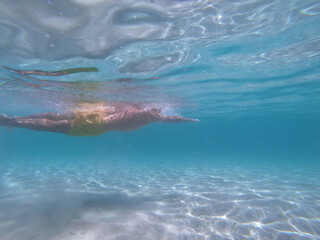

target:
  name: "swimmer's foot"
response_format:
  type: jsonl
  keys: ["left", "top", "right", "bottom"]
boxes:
{"left": 0, "top": 114, "right": 8, "bottom": 119}
{"left": 0, "top": 114, "right": 12, "bottom": 126}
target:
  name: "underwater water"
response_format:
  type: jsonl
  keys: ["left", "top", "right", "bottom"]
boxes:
{"left": 0, "top": 0, "right": 320, "bottom": 239}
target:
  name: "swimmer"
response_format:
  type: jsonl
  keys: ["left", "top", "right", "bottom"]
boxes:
{"left": 0, "top": 102, "right": 199, "bottom": 136}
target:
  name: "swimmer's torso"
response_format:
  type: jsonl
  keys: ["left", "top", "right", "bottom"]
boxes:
{"left": 68, "top": 102, "right": 108, "bottom": 136}
{"left": 67, "top": 102, "right": 158, "bottom": 136}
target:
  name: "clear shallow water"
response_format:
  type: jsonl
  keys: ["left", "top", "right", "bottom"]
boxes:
{"left": 0, "top": 0, "right": 320, "bottom": 239}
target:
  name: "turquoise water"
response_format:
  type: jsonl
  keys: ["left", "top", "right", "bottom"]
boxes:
{"left": 0, "top": 0, "right": 320, "bottom": 239}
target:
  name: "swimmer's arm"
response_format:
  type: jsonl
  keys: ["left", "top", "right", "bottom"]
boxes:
{"left": 105, "top": 109, "right": 199, "bottom": 132}
{"left": 158, "top": 115, "right": 200, "bottom": 122}
{"left": 105, "top": 110, "right": 159, "bottom": 131}
{"left": 136, "top": 109, "right": 199, "bottom": 122}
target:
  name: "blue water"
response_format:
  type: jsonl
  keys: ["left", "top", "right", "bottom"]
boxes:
{"left": 0, "top": 0, "right": 320, "bottom": 239}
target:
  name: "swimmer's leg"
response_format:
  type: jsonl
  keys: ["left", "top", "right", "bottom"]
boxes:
{"left": 0, "top": 115, "right": 71, "bottom": 134}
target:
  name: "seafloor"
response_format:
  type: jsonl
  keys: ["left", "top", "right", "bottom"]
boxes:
{"left": 0, "top": 161, "right": 319, "bottom": 240}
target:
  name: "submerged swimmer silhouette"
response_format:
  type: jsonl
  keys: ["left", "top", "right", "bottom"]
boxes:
{"left": 0, "top": 102, "right": 199, "bottom": 136}
{"left": 0, "top": 66, "right": 199, "bottom": 136}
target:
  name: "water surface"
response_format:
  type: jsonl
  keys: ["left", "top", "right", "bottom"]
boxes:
{"left": 0, "top": 0, "right": 320, "bottom": 239}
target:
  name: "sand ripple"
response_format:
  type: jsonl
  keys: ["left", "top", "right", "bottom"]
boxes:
{"left": 0, "top": 163, "right": 319, "bottom": 240}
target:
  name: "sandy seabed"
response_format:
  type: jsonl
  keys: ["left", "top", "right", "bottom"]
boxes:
{"left": 0, "top": 161, "right": 319, "bottom": 240}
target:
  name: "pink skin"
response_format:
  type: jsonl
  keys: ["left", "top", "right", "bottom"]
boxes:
{"left": 0, "top": 102, "right": 199, "bottom": 135}
{"left": 105, "top": 107, "right": 198, "bottom": 132}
